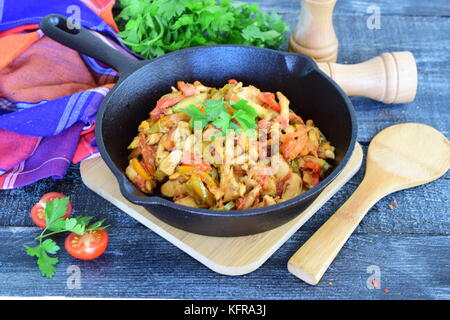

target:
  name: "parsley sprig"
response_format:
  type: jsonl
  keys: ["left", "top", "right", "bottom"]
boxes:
{"left": 115, "top": 0, "right": 289, "bottom": 59}
{"left": 24, "top": 197, "right": 107, "bottom": 278}
{"left": 180, "top": 99, "right": 258, "bottom": 136}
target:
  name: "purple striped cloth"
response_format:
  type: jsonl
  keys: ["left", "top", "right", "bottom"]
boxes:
{"left": 0, "top": 0, "right": 136, "bottom": 189}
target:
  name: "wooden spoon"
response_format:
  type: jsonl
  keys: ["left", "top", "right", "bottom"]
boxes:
{"left": 288, "top": 123, "right": 450, "bottom": 285}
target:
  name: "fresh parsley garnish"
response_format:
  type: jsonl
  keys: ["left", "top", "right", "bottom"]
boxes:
{"left": 115, "top": 0, "right": 289, "bottom": 59}
{"left": 213, "top": 111, "right": 232, "bottom": 136}
{"left": 180, "top": 99, "right": 258, "bottom": 136}
{"left": 24, "top": 197, "right": 108, "bottom": 278}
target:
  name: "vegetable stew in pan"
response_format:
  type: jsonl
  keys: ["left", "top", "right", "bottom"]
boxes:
{"left": 126, "top": 80, "right": 335, "bottom": 210}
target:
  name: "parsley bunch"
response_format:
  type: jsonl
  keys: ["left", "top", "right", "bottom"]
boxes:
{"left": 24, "top": 198, "right": 107, "bottom": 278}
{"left": 115, "top": 0, "right": 289, "bottom": 59}
{"left": 180, "top": 99, "right": 258, "bottom": 136}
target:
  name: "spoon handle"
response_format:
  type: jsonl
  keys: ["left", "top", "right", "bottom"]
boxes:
{"left": 287, "top": 179, "right": 384, "bottom": 285}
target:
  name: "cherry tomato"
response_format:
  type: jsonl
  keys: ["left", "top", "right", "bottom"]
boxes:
{"left": 30, "top": 192, "right": 72, "bottom": 228}
{"left": 65, "top": 229, "right": 108, "bottom": 260}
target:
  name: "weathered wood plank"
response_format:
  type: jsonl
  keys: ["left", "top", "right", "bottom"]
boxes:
{"left": 306, "top": 145, "right": 450, "bottom": 236}
{"left": 1, "top": 147, "right": 448, "bottom": 235}
{"left": 0, "top": 0, "right": 449, "bottom": 299}
{"left": 0, "top": 227, "right": 448, "bottom": 299}
{"left": 255, "top": 0, "right": 450, "bottom": 143}
{"left": 257, "top": 0, "right": 450, "bottom": 17}
{"left": 279, "top": 13, "right": 450, "bottom": 143}
{"left": 332, "top": 14, "right": 450, "bottom": 143}
{"left": 2, "top": 14, "right": 450, "bottom": 230}
{"left": 335, "top": 0, "right": 450, "bottom": 17}
{"left": 0, "top": 165, "right": 140, "bottom": 228}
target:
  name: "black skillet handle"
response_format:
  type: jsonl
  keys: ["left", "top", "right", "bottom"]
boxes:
{"left": 40, "top": 14, "right": 140, "bottom": 75}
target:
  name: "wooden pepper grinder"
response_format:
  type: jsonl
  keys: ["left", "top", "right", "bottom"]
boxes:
{"left": 317, "top": 51, "right": 418, "bottom": 104}
{"left": 289, "top": 0, "right": 339, "bottom": 62}
{"left": 289, "top": 1, "right": 418, "bottom": 103}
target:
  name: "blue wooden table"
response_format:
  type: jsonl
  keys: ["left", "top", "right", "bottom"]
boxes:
{"left": 0, "top": 0, "right": 449, "bottom": 299}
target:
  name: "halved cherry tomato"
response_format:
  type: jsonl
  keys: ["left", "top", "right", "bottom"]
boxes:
{"left": 65, "top": 229, "right": 108, "bottom": 260}
{"left": 30, "top": 192, "right": 72, "bottom": 228}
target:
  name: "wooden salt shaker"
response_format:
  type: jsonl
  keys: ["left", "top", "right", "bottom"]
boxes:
{"left": 289, "top": 0, "right": 339, "bottom": 62}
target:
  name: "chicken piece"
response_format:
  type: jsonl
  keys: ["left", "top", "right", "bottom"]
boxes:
{"left": 272, "top": 153, "right": 291, "bottom": 180}
{"left": 233, "top": 86, "right": 272, "bottom": 118}
{"left": 236, "top": 132, "right": 251, "bottom": 154}
{"left": 325, "top": 150, "right": 335, "bottom": 159}
{"left": 269, "top": 120, "right": 282, "bottom": 156}
{"left": 209, "top": 136, "right": 225, "bottom": 164}
{"left": 159, "top": 150, "right": 183, "bottom": 176}
{"left": 181, "top": 134, "right": 196, "bottom": 157}
{"left": 156, "top": 142, "right": 169, "bottom": 166}
{"left": 235, "top": 85, "right": 263, "bottom": 104}
{"left": 171, "top": 121, "right": 191, "bottom": 150}
{"left": 175, "top": 196, "right": 200, "bottom": 208}
{"left": 243, "top": 176, "right": 259, "bottom": 191}
{"left": 232, "top": 154, "right": 249, "bottom": 166}
{"left": 203, "top": 125, "right": 221, "bottom": 141}
{"left": 263, "top": 195, "right": 276, "bottom": 206}
{"left": 161, "top": 180, "right": 187, "bottom": 198}
{"left": 146, "top": 133, "right": 163, "bottom": 145}
{"left": 238, "top": 183, "right": 246, "bottom": 197}
{"left": 283, "top": 125, "right": 296, "bottom": 134}
{"left": 261, "top": 175, "right": 277, "bottom": 197}
{"left": 220, "top": 165, "right": 241, "bottom": 202}
{"left": 125, "top": 165, "right": 154, "bottom": 193}
{"left": 276, "top": 92, "right": 290, "bottom": 124}
{"left": 281, "top": 173, "right": 302, "bottom": 201}
{"left": 159, "top": 128, "right": 176, "bottom": 151}
{"left": 193, "top": 81, "right": 209, "bottom": 93}
{"left": 125, "top": 164, "right": 138, "bottom": 181}
{"left": 244, "top": 164, "right": 276, "bottom": 197}
{"left": 224, "top": 82, "right": 242, "bottom": 100}
{"left": 239, "top": 185, "right": 262, "bottom": 209}
{"left": 247, "top": 136, "right": 259, "bottom": 164}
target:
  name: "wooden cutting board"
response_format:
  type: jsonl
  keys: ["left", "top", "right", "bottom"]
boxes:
{"left": 80, "top": 143, "right": 362, "bottom": 275}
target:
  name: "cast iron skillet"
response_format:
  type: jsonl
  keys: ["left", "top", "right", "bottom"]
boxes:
{"left": 40, "top": 15, "right": 357, "bottom": 237}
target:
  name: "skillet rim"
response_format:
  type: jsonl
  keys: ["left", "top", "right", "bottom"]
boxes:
{"left": 95, "top": 44, "right": 358, "bottom": 217}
